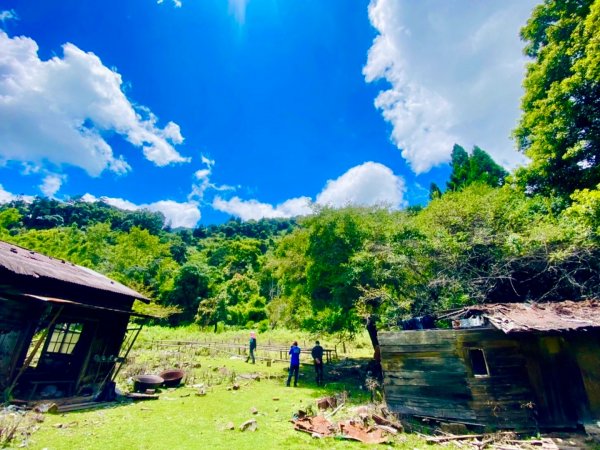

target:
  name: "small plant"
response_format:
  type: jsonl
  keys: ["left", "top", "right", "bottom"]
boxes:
{"left": 0, "top": 413, "right": 21, "bottom": 446}
{"left": 0, "top": 408, "right": 39, "bottom": 448}
{"left": 364, "top": 374, "right": 381, "bottom": 402}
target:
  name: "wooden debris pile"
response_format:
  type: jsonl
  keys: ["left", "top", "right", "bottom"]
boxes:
{"left": 293, "top": 415, "right": 335, "bottom": 437}
{"left": 422, "top": 430, "right": 587, "bottom": 449}
{"left": 294, "top": 397, "right": 591, "bottom": 448}
{"left": 292, "top": 398, "right": 403, "bottom": 444}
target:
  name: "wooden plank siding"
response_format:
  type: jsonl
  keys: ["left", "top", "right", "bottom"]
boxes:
{"left": 569, "top": 331, "right": 600, "bottom": 419}
{"left": 518, "top": 332, "right": 600, "bottom": 428}
{"left": 380, "top": 329, "right": 537, "bottom": 429}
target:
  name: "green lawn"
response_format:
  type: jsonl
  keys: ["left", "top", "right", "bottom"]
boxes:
{"left": 26, "top": 327, "right": 444, "bottom": 449}
{"left": 31, "top": 369, "right": 434, "bottom": 449}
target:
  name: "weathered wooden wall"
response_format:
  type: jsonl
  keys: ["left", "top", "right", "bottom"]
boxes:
{"left": 75, "top": 311, "right": 130, "bottom": 389}
{"left": 21, "top": 305, "right": 131, "bottom": 395}
{"left": 0, "top": 297, "right": 43, "bottom": 390}
{"left": 380, "top": 329, "right": 537, "bottom": 429}
{"left": 1, "top": 296, "right": 131, "bottom": 398}
{"left": 570, "top": 331, "right": 600, "bottom": 420}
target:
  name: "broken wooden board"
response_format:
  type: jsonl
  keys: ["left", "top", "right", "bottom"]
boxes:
{"left": 125, "top": 392, "right": 159, "bottom": 400}
{"left": 57, "top": 401, "right": 115, "bottom": 413}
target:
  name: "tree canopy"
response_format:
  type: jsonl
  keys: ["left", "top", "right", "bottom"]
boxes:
{"left": 447, "top": 144, "right": 508, "bottom": 191}
{"left": 514, "top": 0, "right": 600, "bottom": 197}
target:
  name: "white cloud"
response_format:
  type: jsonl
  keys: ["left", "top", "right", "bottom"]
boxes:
{"left": 213, "top": 196, "right": 312, "bottom": 221}
{"left": 97, "top": 195, "right": 139, "bottom": 211}
{"left": 146, "top": 200, "right": 199, "bottom": 228}
{"left": 364, "top": 0, "right": 535, "bottom": 173}
{"left": 188, "top": 155, "right": 235, "bottom": 202}
{"left": 212, "top": 161, "right": 406, "bottom": 221}
{"left": 79, "top": 156, "right": 225, "bottom": 228}
{"left": 20, "top": 162, "right": 42, "bottom": 176}
{"left": 81, "top": 155, "right": 234, "bottom": 228}
{"left": 0, "top": 10, "right": 17, "bottom": 22}
{"left": 316, "top": 161, "right": 406, "bottom": 208}
{"left": 0, "top": 184, "right": 34, "bottom": 204}
{"left": 40, "top": 174, "right": 65, "bottom": 198}
{"left": 82, "top": 194, "right": 200, "bottom": 228}
{"left": 0, "top": 31, "right": 189, "bottom": 176}
{"left": 0, "top": 186, "right": 14, "bottom": 204}
{"left": 156, "top": 0, "right": 182, "bottom": 8}
{"left": 201, "top": 155, "right": 215, "bottom": 168}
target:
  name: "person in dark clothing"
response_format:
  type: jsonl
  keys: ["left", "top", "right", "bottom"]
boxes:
{"left": 311, "top": 340, "right": 324, "bottom": 386}
{"left": 286, "top": 341, "right": 301, "bottom": 387}
{"left": 246, "top": 331, "right": 257, "bottom": 364}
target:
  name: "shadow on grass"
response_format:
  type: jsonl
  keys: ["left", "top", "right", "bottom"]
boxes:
{"left": 278, "top": 357, "right": 375, "bottom": 405}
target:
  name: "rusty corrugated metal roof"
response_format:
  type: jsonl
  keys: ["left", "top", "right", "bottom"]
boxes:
{"left": 458, "top": 300, "right": 600, "bottom": 333}
{"left": 0, "top": 240, "right": 149, "bottom": 302}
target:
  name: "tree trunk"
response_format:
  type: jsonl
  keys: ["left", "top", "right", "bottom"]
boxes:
{"left": 365, "top": 315, "right": 382, "bottom": 378}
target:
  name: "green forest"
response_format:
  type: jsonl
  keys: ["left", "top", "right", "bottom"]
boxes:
{"left": 1, "top": 0, "right": 600, "bottom": 343}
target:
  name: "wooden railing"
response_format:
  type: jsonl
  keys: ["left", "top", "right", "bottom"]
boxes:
{"left": 150, "top": 339, "right": 337, "bottom": 363}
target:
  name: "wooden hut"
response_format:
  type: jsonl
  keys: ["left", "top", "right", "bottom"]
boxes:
{"left": 0, "top": 240, "right": 150, "bottom": 401}
{"left": 379, "top": 300, "right": 600, "bottom": 429}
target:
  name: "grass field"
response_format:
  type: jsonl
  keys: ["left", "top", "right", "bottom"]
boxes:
{"left": 24, "top": 326, "right": 445, "bottom": 450}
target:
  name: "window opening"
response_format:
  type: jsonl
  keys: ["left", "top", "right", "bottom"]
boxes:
{"left": 469, "top": 348, "right": 489, "bottom": 377}
{"left": 46, "top": 323, "right": 83, "bottom": 355}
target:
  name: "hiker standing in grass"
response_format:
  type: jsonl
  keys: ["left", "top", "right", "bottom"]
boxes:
{"left": 286, "top": 341, "right": 301, "bottom": 387}
{"left": 311, "top": 340, "right": 324, "bottom": 386}
{"left": 246, "top": 331, "right": 257, "bottom": 364}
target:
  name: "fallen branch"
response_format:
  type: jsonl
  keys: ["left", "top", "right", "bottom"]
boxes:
{"left": 472, "top": 437, "right": 493, "bottom": 449}
{"left": 326, "top": 402, "right": 345, "bottom": 419}
{"left": 426, "top": 431, "right": 517, "bottom": 444}
{"left": 372, "top": 414, "right": 403, "bottom": 431}
{"left": 373, "top": 424, "right": 398, "bottom": 435}
{"left": 426, "top": 434, "right": 484, "bottom": 443}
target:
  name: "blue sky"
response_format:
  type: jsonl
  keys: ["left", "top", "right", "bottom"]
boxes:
{"left": 0, "top": 0, "right": 537, "bottom": 227}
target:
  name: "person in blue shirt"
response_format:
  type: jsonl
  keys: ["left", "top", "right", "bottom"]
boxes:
{"left": 286, "top": 341, "right": 301, "bottom": 387}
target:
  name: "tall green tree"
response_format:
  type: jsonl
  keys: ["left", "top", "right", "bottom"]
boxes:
{"left": 468, "top": 147, "right": 509, "bottom": 187}
{"left": 447, "top": 145, "right": 508, "bottom": 191}
{"left": 447, "top": 144, "right": 470, "bottom": 191}
{"left": 0, "top": 208, "right": 21, "bottom": 237}
{"left": 429, "top": 183, "right": 442, "bottom": 200}
{"left": 267, "top": 207, "right": 425, "bottom": 350}
{"left": 168, "top": 264, "right": 211, "bottom": 323}
{"left": 514, "top": 0, "right": 600, "bottom": 196}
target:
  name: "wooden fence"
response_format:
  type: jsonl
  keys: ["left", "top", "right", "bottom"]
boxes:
{"left": 151, "top": 339, "right": 337, "bottom": 364}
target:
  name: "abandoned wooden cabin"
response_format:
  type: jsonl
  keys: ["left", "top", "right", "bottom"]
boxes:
{"left": 379, "top": 300, "right": 600, "bottom": 430}
{"left": 0, "top": 240, "right": 150, "bottom": 401}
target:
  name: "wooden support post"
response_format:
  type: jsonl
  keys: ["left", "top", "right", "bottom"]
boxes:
{"left": 4, "top": 306, "right": 64, "bottom": 401}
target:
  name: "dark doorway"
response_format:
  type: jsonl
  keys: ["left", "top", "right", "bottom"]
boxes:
{"left": 525, "top": 335, "right": 590, "bottom": 428}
